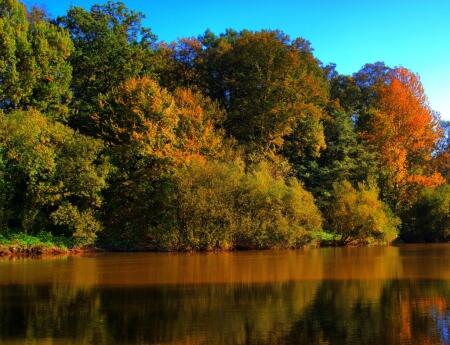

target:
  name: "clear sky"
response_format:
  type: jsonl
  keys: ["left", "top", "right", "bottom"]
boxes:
{"left": 25, "top": 0, "right": 450, "bottom": 120}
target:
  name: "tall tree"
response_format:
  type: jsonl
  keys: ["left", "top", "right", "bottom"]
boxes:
{"left": 57, "top": 1, "right": 157, "bottom": 133}
{"left": 97, "top": 77, "right": 225, "bottom": 248}
{"left": 329, "top": 75, "right": 363, "bottom": 114}
{"left": 0, "top": 0, "right": 33, "bottom": 110}
{"left": 158, "top": 30, "right": 329, "bottom": 158}
{"left": 365, "top": 67, "right": 445, "bottom": 209}
{"left": 0, "top": 0, "right": 73, "bottom": 120}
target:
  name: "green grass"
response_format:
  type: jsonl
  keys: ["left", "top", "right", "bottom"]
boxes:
{"left": 311, "top": 230, "right": 341, "bottom": 246}
{"left": 0, "top": 231, "right": 76, "bottom": 256}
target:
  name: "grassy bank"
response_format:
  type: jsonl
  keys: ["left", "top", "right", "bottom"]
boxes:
{"left": 0, "top": 230, "right": 387, "bottom": 259}
{"left": 0, "top": 232, "right": 81, "bottom": 257}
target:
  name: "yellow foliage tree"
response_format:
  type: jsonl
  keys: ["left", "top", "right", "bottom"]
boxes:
{"left": 95, "top": 77, "right": 224, "bottom": 163}
{"left": 329, "top": 180, "right": 399, "bottom": 244}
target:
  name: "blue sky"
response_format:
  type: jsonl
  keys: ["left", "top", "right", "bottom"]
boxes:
{"left": 25, "top": 0, "right": 450, "bottom": 120}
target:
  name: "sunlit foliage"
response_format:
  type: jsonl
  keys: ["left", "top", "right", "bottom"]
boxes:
{"left": 0, "top": 0, "right": 73, "bottom": 120}
{"left": 364, "top": 68, "right": 445, "bottom": 209}
{"left": 0, "top": 0, "right": 447, "bottom": 249}
{"left": 0, "top": 110, "right": 110, "bottom": 243}
{"left": 56, "top": 1, "right": 157, "bottom": 132}
{"left": 149, "top": 159, "right": 322, "bottom": 251}
{"left": 328, "top": 180, "right": 399, "bottom": 244}
{"left": 97, "top": 77, "right": 226, "bottom": 249}
{"left": 158, "top": 30, "right": 329, "bottom": 157}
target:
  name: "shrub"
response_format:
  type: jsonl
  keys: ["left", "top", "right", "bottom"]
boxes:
{"left": 401, "top": 184, "right": 450, "bottom": 242}
{"left": 147, "top": 159, "right": 323, "bottom": 251}
{"left": 328, "top": 180, "right": 399, "bottom": 244}
{"left": 235, "top": 161, "right": 323, "bottom": 249}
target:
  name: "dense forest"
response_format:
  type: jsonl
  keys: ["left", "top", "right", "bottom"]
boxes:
{"left": 0, "top": 0, "right": 448, "bottom": 252}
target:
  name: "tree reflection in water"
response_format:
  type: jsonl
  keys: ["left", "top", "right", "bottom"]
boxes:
{"left": 0, "top": 246, "right": 449, "bottom": 345}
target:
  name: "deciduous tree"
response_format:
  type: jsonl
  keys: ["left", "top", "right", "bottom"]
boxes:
{"left": 366, "top": 68, "right": 445, "bottom": 208}
{"left": 0, "top": 110, "right": 110, "bottom": 243}
{"left": 57, "top": 1, "right": 157, "bottom": 132}
{"left": 97, "top": 77, "right": 226, "bottom": 248}
{"left": 0, "top": 0, "right": 73, "bottom": 120}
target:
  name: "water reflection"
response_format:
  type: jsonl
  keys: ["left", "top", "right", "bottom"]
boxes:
{"left": 0, "top": 245, "right": 449, "bottom": 345}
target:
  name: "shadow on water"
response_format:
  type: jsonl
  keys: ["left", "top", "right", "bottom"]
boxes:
{"left": 0, "top": 245, "right": 449, "bottom": 345}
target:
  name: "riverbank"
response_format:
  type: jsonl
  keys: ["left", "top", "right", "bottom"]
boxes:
{"left": 0, "top": 232, "right": 99, "bottom": 258}
{"left": 0, "top": 230, "right": 396, "bottom": 259}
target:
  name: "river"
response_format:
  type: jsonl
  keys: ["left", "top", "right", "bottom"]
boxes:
{"left": 0, "top": 245, "right": 449, "bottom": 344}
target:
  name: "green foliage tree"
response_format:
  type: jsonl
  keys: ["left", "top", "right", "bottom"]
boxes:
{"left": 148, "top": 159, "right": 242, "bottom": 251}
{"left": 297, "top": 110, "right": 378, "bottom": 203}
{"left": 327, "top": 62, "right": 392, "bottom": 133}
{"left": 0, "top": 0, "right": 73, "bottom": 120}
{"left": 328, "top": 180, "right": 399, "bottom": 244}
{"left": 0, "top": 110, "right": 110, "bottom": 243}
{"left": 27, "top": 16, "right": 73, "bottom": 119}
{"left": 56, "top": 1, "right": 157, "bottom": 133}
{"left": 0, "top": 0, "right": 33, "bottom": 110}
{"left": 402, "top": 184, "right": 450, "bottom": 242}
{"left": 0, "top": 147, "right": 11, "bottom": 230}
{"left": 329, "top": 75, "right": 363, "bottom": 114}
{"left": 216, "top": 31, "right": 328, "bottom": 153}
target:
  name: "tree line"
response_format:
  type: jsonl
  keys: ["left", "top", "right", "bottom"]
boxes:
{"left": 0, "top": 0, "right": 448, "bottom": 251}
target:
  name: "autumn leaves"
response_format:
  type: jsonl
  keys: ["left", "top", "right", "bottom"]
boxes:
{"left": 0, "top": 1, "right": 448, "bottom": 249}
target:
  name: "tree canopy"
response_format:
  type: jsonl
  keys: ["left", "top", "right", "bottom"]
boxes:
{"left": 0, "top": 0, "right": 448, "bottom": 250}
{"left": 0, "top": 0, "right": 73, "bottom": 120}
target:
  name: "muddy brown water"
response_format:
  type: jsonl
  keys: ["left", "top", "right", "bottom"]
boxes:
{"left": 0, "top": 245, "right": 449, "bottom": 344}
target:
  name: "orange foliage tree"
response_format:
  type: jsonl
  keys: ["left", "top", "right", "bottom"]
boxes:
{"left": 366, "top": 68, "right": 445, "bottom": 208}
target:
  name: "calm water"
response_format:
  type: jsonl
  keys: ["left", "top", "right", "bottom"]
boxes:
{"left": 0, "top": 245, "right": 450, "bottom": 345}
